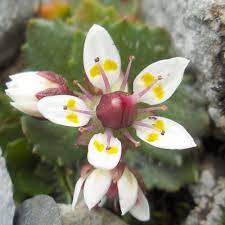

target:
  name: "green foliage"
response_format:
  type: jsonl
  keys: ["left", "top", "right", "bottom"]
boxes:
{"left": 0, "top": 86, "right": 23, "bottom": 149}
{"left": 21, "top": 116, "right": 85, "bottom": 165}
{"left": 69, "top": 0, "right": 120, "bottom": 29}
{"left": 107, "top": 21, "right": 172, "bottom": 86}
{"left": 100, "top": 0, "right": 139, "bottom": 17}
{"left": 125, "top": 150, "right": 198, "bottom": 191}
{"left": 24, "top": 19, "right": 78, "bottom": 86}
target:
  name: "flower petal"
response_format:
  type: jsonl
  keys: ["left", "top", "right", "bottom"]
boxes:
{"left": 72, "top": 176, "right": 86, "bottom": 210}
{"left": 88, "top": 133, "right": 122, "bottom": 170}
{"left": 37, "top": 95, "right": 92, "bottom": 127}
{"left": 133, "top": 57, "right": 189, "bottom": 105}
{"left": 83, "top": 24, "right": 121, "bottom": 92}
{"left": 5, "top": 88, "right": 38, "bottom": 102}
{"left": 83, "top": 169, "right": 111, "bottom": 210}
{"left": 118, "top": 167, "right": 138, "bottom": 215}
{"left": 9, "top": 71, "right": 58, "bottom": 91}
{"left": 134, "top": 116, "right": 196, "bottom": 149}
{"left": 129, "top": 188, "right": 150, "bottom": 221}
{"left": 10, "top": 101, "right": 42, "bottom": 118}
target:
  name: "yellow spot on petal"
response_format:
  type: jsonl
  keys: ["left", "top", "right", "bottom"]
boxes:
{"left": 103, "top": 59, "right": 118, "bottom": 72}
{"left": 66, "top": 99, "right": 76, "bottom": 110}
{"left": 154, "top": 119, "right": 165, "bottom": 132}
{"left": 107, "top": 146, "right": 118, "bottom": 155}
{"left": 153, "top": 85, "right": 164, "bottom": 100}
{"left": 90, "top": 64, "right": 101, "bottom": 78}
{"left": 94, "top": 140, "right": 105, "bottom": 152}
{"left": 141, "top": 73, "right": 155, "bottom": 87}
{"left": 66, "top": 113, "right": 79, "bottom": 124}
{"left": 146, "top": 133, "right": 159, "bottom": 142}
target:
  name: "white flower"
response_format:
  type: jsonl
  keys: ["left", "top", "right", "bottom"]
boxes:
{"left": 35, "top": 24, "right": 196, "bottom": 170}
{"left": 5, "top": 71, "right": 70, "bottom": 117}
{"left": 72, "top": 167, "right": 150, "bottom": 222}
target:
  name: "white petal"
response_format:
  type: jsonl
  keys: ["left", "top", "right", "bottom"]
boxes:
{"left": 133, "top": 57, "right": 189, "bottom": 105}
{"left": 9, "top": 71, "right": 58, "bottom": 91}
{"left": 134, "top": 116, "right": 196, "bottom": 150}
{"left": 37, "top": 95, "right": 92, "bottom": 127}
{"left": 83, "top": 24, "right": 121, "bottom": 92}
{"left": 111, "top": 74, "right": 128, "bottom": 92}
{"left": 83, "top": 169, "right": 111, "bottom": 210}
{"left": 72, "top": 176, "right": 86, "bottom": 210}
{"left": 129, "top": 188, "right": 150, "bottom": 221}
{"left": 5, "top": 88, "right": 37, "bottom": 102}
{"left": 10, "top": 101, "right": 42, "bottom": 117}
{"left": 88, "top": 133, "right": 122, "bottom": 170}
{"left": 5, "top": 81, "right": 15, "bottom": 88}
{"left": 118, "top": 167, "right": 138, "bottom": 215}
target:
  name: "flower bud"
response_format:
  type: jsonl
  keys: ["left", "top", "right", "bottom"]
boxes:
{"left": 5, "top": 71, "right": 71, "bottom": 117}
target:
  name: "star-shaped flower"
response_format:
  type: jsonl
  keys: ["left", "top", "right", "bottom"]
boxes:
{"left": 6, "top": 24, "right": 196, "bottom": 171}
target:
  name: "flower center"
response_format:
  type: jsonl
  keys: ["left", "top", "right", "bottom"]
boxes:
{"left": 96, "top": 91, "right": 137, "bottom": 129}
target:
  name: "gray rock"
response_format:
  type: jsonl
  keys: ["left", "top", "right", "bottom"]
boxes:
{"left": 0, "top": 0, "right": 40, "bottom": 67}
{"left": 183, "top": 157, "right": 225, "bottom": 225}
{"left": 0, "top": 147, "right": 15, "bottom": 225}
{"left": 58, "top": 202, "right": 129, "bottom": 225}
{"left": 141, "top": 0, "right": 225, "bottom": 132}
{"left": 14, "top": 195, "right": 62, "bottom": 225}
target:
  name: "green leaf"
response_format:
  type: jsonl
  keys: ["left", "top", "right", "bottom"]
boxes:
{"left": 125, "top": 150, "right": 198, "bottom": 192}
{"left": 21, "top": 116, "right": 85, "bottom": 166}
{"left": 70, "top": 0, "right": 120, "bottom": 30}
{"left": 107, "top": 20, "right": 172, "bottom": 86}
{"left": 100, "top": 0, "right": 139, "bottom": 17}
{"left": 6, "top": 138, "right": 36, "bottom": 170}
{"left": 24, "top": 19, "right": 80, "bottom": 86}
{"left": 13, "top": 169, "right": 53, "bottom": 196}
{"left": 0, "top": 87, "right": 23, "bottom": 150}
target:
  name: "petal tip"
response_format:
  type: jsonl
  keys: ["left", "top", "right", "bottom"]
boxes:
{"left": 175, "top": 57, "right": 190, "bottom": 68}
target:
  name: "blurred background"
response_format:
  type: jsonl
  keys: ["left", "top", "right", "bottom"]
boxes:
{"left": 0, "top": 0, "right": 225, "bottom": 225}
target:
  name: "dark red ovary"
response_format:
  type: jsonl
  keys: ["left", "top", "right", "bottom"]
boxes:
{"left": 96, "top": 91, "right": 137, "bottom": 129}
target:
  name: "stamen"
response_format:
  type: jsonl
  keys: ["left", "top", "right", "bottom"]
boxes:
{"left": 120, "top": 55, "right": 135, "bottom": 91}
{"left": 95, "top": 57, "right": 111, "bottom": 93}
{"left": 74, "top": 109, "right": 94, "bottom": 116}
{"left": 134, "top": 75, "right": 162, "bottom": 100}
{"left": 72, "top": 91, "right": 84, "bottom": 98}
{"left": 134, "top": 121, "right": 165, "bottom": 135}
{"left": 75, "top": 134, "right": 86, "bottom": 146}
{"left": 105, "top": 128, "right": 112, "bottom": 150}
{"left": 73, "top": 80, "right": 94, "bottom": 101}
{"left": 138, "top": 105, "right": 168, "bottom": 114}
{"left": 79, "top": 124, "right": 96, "bottom": 133}
{"left": 122, "top": 129, "right": 140, "bottom": 148}
{"left": 63, "top": 106, "right": 94, "bottom": 116}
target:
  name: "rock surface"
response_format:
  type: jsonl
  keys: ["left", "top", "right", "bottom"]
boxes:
{"left": 141, "top": 0, "right": 225, "bottom": 132}
{"left": 0, "top": 148, "right": 15, "bottom": 225}
{"left": 0, "top": 0, "right": 40, "bottom": 67}
{"left": 58, "top": 202, "right": 129, "bottom": 225}
{"left": 183, "top": 157, "right": 225, "bottom": 225}
{"left": 14, "top": 195, "right": 62, "bottom": 225}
